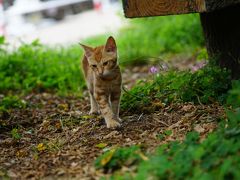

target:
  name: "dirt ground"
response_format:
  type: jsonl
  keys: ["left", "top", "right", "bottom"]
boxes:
{"left": 0, "top": 62, "right": 224, "bottom": 179}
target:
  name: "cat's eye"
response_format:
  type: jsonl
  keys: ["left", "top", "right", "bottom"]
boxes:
{"left": 103, "top": 62, "right": 108, "bottom": 66}
{"left": 91, "top": 64, "right": 97, "bottom": 68}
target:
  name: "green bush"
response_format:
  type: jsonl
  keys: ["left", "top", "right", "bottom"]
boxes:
{"left": 226, "top": 80, "right": 240, "bottom": 128}
{"left": 227, "top": 80, "right": 240, "bottom": 108}
{"left": 0, "top": 40, "right": 84, "bottom": 95}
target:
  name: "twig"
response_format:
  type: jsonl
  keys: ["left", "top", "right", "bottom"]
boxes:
{"left": 137, "top": 113, "right": 144, "bottom": 121}
{"left": 59, "top": 118, "right": 64, "bottom": 130}
{"left": 155, "top": 119, "right": 170, "bottom": 127}
{"left": 196, "top": 95, "right": 203, "bottom": 106}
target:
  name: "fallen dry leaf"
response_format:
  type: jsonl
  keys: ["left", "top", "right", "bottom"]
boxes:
{"left": 101, "top": 149, "right": 116, "bottom": 166}
{"left": 0, "top": 90, "right": 224, "bottom": 179}
{"left": 96, "top": 143, "right": 108, "bottom": 149}
{"left": 37, "top": 143, "right": 47, "bottom": 152}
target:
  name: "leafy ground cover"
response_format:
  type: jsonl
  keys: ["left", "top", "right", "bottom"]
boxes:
{"left": 0, "top": 87, "right": 225, "bottom": 179}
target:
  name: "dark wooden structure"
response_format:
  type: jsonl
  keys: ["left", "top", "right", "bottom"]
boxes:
{"left": 122, "top": 0, "right": 240, "bottom": 79}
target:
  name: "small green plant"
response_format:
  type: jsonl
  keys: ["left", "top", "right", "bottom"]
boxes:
{"left": 95, "top": 146, "right": 144, "bottom": 171}
{"left": 226, "top": 80, "right": 240, "bottom": 128}
{"left": 11, "top": 128, "right": 22, "bottom": 140}
{"left": 227, "top": 80, "right": 240, "bottom": 108}
{"left": 196, "top": 48, "right": 208, "bottom": 61}
{"left": 0, "top": 36, "right": 5, "bottom": 45}
{"left": 0, "top": 95, "right": 27, "bottom": 109}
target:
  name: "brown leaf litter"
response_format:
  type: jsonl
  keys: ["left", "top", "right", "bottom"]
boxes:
{"left": 0, "top": 92, "right": 225, "bottom": 179}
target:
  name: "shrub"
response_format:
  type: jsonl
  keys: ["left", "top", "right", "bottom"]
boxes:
{"left": 121, "top": 65, "right": 231, "bottom": 112}
{"left": 0, "top": 40, "right": 84, "bottom": 95}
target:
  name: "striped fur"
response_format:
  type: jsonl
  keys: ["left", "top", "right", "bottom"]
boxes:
{"left": 80, "top": 36, "right": 122, "bottom": 128}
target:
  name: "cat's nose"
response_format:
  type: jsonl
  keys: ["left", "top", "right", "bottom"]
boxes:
{"left": 98, "top": 68, "right": 104, "bottom": 75}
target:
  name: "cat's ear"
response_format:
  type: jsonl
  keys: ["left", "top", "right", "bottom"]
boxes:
{"left": 79, "top": 43, "right": 93, "bottom": 58}
{"left": 105, "top": 36, "right": 117, "bottom": 53}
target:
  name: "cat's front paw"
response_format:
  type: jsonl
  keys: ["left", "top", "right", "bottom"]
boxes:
{"left": 106, "top": 119, "right": 121, "bottom": 128}
{"left": 89, "top": 110, "right": 100, "bottom": 115}
{"left": 117, "top": 118, "right": 122, "bottom": 122}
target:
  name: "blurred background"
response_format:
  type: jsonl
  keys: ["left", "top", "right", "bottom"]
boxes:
{"left": 0, "top": 0, "right": 205, "bottom": 95}
{"left": 0, "top": 0, "right": 124, "bottom": 45}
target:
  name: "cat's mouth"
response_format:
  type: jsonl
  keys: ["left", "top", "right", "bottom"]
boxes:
{"left": 98, "top": 71, "right": 116, "bottom": 80}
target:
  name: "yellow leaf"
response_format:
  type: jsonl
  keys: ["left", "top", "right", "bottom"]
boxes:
{"left": 101, "top": 149, "right": 116, "bottom": 166}
{"left": 81, "top": 115, "right": 94, "bottom": 120}
{"left": 152, "top": 101, "right": 165, "bottom": 108}
{"left": 55, "top": 122, "right": 62, "bottom": 130}
{"left": 16, "top": 149, "right": 27, "bottom": 157}
{"left": 96, "top": 143, "right": 108, "bottom": 149}
{"left": 58, "top": 104, "right": 69, "bottom": 111}
{"left": 37, "top": 143, "right": 46, "bottom": 152}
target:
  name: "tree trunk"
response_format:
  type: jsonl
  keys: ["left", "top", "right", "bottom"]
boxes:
{"left": 200, "top": 4, "right": 240, "bottom": 79}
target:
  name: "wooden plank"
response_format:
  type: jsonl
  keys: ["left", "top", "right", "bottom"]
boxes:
{"left": 122, "top": 0, "right": 240, "bottom": 18}
{"left": 122, "top": 0, "right": 206, "bottom": 18}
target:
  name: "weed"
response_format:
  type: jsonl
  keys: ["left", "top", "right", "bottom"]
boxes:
{"left": 11, "top": 128, "right": 22, "bottom": 140}
{"left": 226, "top": 80, "right": 240, "bottom": 128}
{"left": 0, "top": 95, "right": 27, "bottom": 109}
{"left": 95, "top": 146, "right": 143, "bottom": 171}
{"left": 121, "top": 65, "right": 231, "bottom": 112}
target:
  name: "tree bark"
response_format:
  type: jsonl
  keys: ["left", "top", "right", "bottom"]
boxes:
{"left": 200, "top": 4, "right": 240, "bottom": 79}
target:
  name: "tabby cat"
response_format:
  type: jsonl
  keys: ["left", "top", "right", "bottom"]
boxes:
{"left": 80, "top": 36, "right": 122, "bottom": 128}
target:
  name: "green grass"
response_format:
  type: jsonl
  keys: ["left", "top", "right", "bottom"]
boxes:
{"left": 0, "top": 14, "right": 204, "bottom": 95}
{"left": 121, "top": 65, "right": 231, "bottom": 113}
{"left": 0, "top": 40, "right": 84, "bottom": 95}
